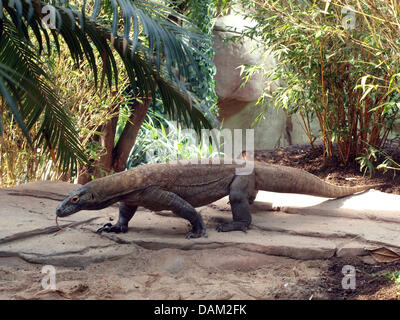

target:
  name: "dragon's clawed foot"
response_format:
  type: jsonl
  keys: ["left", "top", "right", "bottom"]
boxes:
{"left": 185, "top": 227, "right": 207, "bottom": 239}
{"left": 96, "top": 222, "right": 128, "bottom": 234}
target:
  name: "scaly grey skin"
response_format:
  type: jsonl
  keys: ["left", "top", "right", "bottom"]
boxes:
{"left": 56, "top": 159, "right": 381, "bottom": 239}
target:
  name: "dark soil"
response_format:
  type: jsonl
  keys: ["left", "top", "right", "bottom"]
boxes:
{"left": 319, "top": 257, "right": 399, "bottom": 300}
{"left": 253, "top": 143, "right": 400, "bottom": 299}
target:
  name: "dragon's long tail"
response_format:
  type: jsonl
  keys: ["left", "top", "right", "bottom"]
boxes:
{"left": 254, "top": 162, "right": 381, "bottom": 198}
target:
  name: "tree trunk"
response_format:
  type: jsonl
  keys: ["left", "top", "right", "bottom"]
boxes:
{"left": 77, "top": 97, "right": 152, "bottom": 184}
{"left": 112, "top": 98, "right": 152, "bottom": 172}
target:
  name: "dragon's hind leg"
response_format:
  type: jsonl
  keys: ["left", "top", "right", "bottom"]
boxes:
{"left": 216, "top": 175, "right": 255, "bottom": 233}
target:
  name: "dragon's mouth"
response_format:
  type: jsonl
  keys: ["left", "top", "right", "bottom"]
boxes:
{"left": 55, "top": 205, "right": 77, "bottom": 217}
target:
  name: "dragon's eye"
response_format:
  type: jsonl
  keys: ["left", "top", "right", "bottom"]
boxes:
{"left": 70, "top": 195, "right": 80, "bottom": 204}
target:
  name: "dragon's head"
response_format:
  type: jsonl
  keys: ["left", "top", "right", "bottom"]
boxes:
{"left": 56, "top": 185, "right": 98, "bottom": 217}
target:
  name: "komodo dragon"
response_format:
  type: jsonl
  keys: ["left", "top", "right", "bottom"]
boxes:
{"left": 56, "top": 159, "right": 380, "bottom": 239}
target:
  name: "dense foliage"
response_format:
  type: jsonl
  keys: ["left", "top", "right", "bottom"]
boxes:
{"left": 241, "top": 0, "right": 400, "bottom": 168}
{"left": 0, "top": 0, "right": 217, "bottom": 185}
{"left": 185, "top": 0, "right": 219, "bottom": 121}
{"left": 0, "top": 0, "right": 214, "bottom": 177}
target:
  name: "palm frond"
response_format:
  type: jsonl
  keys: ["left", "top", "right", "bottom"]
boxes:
{"left": 0, "top": 0, "right": 218, "bottom": 172}
{"left": 0, "top": 18, "right": 87, "bottom": 172}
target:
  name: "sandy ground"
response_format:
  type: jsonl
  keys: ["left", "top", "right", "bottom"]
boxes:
{"left": 2, "top": 247, "right": 398, "bottom": 300}
{"left": 0, "top": 247, "right": 331, "bottom": 300}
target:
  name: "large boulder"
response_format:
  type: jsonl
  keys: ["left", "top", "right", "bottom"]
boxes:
{"left": 213, "top": 9, "right": 400, "bottom": 147}
{"left": 213, "top": 10, "right": 319, "bottom": 150}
